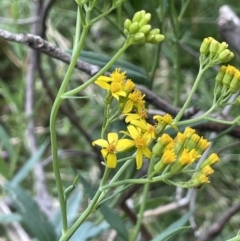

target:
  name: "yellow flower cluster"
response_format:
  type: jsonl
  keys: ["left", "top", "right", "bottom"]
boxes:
{"left": 153, "top": 127, "right": 218, "bottom": 184}
{"left": 216, "top": 65, "right": 240, "bottom": 94}
{"left": 93, "top": 69, "right": 219, "bottom": 187}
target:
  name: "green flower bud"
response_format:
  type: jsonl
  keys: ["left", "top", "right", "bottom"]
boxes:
{"left": 235, "top": 96, "right": 240, "bottom": 105}
{"left": 230, "top": 71, "right": 240, "bottom": 93}
{"left": 132, "top": 32, "right": 145, "bottom": 44}
{"left": 139, "top": 24, "right": 151, "bottom": 35}
{"left": 217, "top": 42, "right": 228, "bottom": 55}
{"left": 129, "top": 22, "right": 139, "bottom": 34}
{"left": 146, "top": 34, "right": 164, "bottom": 44}
{"left": 209, "top": 40, "right": 220, "bottom": 56}
{"left": 149, "top": 28, "right": 160, "bottom": 35}
{"left": 154, "top": 34, "right": 165, "bottom": 43}
{"left": 124, "top": 19, "right": 132, "bottom": 31}
{"left": 145, "top": 34, "right": 155, "bottom": 43}
{"left": 218, "top": 49, "right": 234, "bottom": 63}
{"left": 222, "top": 65, "right": 236, "bottom": 87}
{"left": 200, "top": 37, "right": 212, "bottom": 55}
{"left": 138, "top": 13, "right": 151, "bottom": 27}
{"left": 215, "top": 65, "right": 227, "bottom": 85}
{"left": 132, "top": 10, "right": 145, "bottom": 22}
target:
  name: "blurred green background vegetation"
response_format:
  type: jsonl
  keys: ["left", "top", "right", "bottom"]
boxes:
{"left": 0, "top": 0, "right": 240, "bottom": 241}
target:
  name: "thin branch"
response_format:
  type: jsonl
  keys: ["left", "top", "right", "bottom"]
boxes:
{"left": 0, "top": 17, "right": 39, "bottom": 25}
{"left": 0, "top": 28, "right": 100, "bottom": 76}
{"left": 197, "top": 202, "right": 240, "bottom": 241}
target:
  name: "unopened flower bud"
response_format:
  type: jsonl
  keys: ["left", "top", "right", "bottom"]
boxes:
{"left": 129, "top": 22, "right": 139, "bottom": 34}
{"left": 222, "top": 65, "right": 236, "bottom": 87}
{"left": 209, "top": 40, "right": 220, "bottom": 56}
{"left": 149, "top": 28, "right": 160, "bottom": 35}
{"left": 124, "top": 19, "right": 132, "bottom": 31}
{"left": 138, "top": 13, "right": 151, "bottom": 27}
{"left": 230, "top": 71, "right": 240, "bottom": 93}
{"left": 218, "top": 49, "right": 234, "bottom": 63}
{"left": 133, "top": 32, "right": 145, "bottom": 43}
{"left": 132, "top": 10, "right": 145, "bottom": 22}
{"left": 200, "top": 37, "right": 212, "bottom": 55}
{"left": 199, "top": 153, "right": 220, "bottom": 169}
{"left": 139, "top": 24, "right": 151, "bottom": 35}
{"left": 215, "top": 65, "right": 227, "bottom": 85}
{"left": 154, "top": 34, "right": 165, "bottom": 43}
{"left": 217, "top": 42, "right": 228, "bottom": 55}
{"left": 235, "top": 96, "right": 240, "bottom": 105}
{"left": 145, "top": 34, "right": 155, "bottom": 42}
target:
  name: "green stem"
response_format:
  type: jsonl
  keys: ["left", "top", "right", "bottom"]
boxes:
{"left": 63, "top": 40, "right": 131, "bottom": 97}
{"left": 174, "top": 63, "right": 208, "bottom": 123}
{"left": 59, "top": 189, "right": 102, "bottom": 241}
{"left": 50, "top": 25, "right": 90, "bottom": 233}
{"left": 176, "top": 104, "right": 217, "bottom": 127}
{"left": 130, "top": 153, "right": 160, "bottom": 241}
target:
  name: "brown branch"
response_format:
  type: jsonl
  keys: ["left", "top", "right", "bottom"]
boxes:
{"left": 197, "top": 202, "right": 240, "bottom": 241}
{"left": 0, "top": 28, "right": 100, "bottom": 76}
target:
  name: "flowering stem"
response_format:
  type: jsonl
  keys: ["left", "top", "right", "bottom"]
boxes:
{"left": 130, "top": 154, "right": 160, "bottom": 241}
{"left": 176, "top": 104, "right": 217, "bottom": 127}
{"left": 63, "top": 40, "right": 131, "bottom": 98}
{"left": 58, "top": 189, "right": 102, "bottom": 241}
{"left": 50, "top": 23, "right": 90, "bottom": 233}
{"left": 174, "top": 62, "right": 210, "bottom": 123}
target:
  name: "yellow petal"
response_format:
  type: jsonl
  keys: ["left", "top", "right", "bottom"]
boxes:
{"left": 136, "top": 149, "right": 143, "bottom": 169}
{"left": 123, "top": 100, "right": 133, "bottom": 113}
{"left": 92, "top": 139, "right": 108, "bottom": 147}
{"left": 95, "top": 81, "right": 111, "bottom": 90}
{"left": 127, "top": 125, "right": 139, "bottom": 139}
{"left": 101, "top": 149, "right": 108, "bottom": 158}
{"left": 142, "top": 146, "right": 152, "bottom": 158}
{"left": 107, "top": 153, "right": 117, "bottom": 168}
{"left": 116, "top": 139, "right": 134, "bottom": 151}
{"left": 108, "top": 133, "right": 118, "bottom": 143}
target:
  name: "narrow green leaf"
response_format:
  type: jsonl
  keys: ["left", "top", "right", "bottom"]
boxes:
{"left": 50, "top": 186, "right": 83, "bottom": 238}
{"left": 0, "top": 157, "right": 10, "bottom": 179}
{"left": 78, "top": 174, "right": 129, "bottom": 241}
{"left": 152, "top": 226, "right": 191, "bottom": 241}
{"left": 0, "top": 125, "right": 14, "bottom": 162}
{"left": 151, "top": 209, "right": 195, "bottom": 241}
{"left": 70, "top": 221, "right": 109, "bottom": 241}
{"left": 10, "top": 142, "right": 47, "bottom": 186}
{"left": 4, "top": 183, "right": 56, "bottom": 241}
{"left": 0, "top": 214, "right": 22, "bottom": 223}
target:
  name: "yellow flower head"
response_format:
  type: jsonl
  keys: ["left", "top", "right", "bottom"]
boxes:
{"left": 183, "top": 127, "right": 195, "bottom": 138}
{"left": 130, "top": 119, "right": 156, "bottom": 140}
{"left": 92, "top": 133, "right": 134, "bottom": 168}
{"left": 123, "top": 89, "right": 145, "bottom": 113}
{"left": 121, "top": 125, "right": 151, "bottom": 169}
{"left": 179, "top": 148, "right": 198, "bottom": 166}
{"left": 153, "top": 114, "right": 177, "bottom": 132}
{"left": 95, "top": 68, "right": 126, "bottom": 93}
{"left": 125, "top": 79, "right": 135, "bottom": 93}
{"left": 199, "top": 153, "right": 220, "bottom": 169}
{"left": 195, "top": 136, "right": 210, "bottom": 154}
{"left": 110, "top": 68, "right": 126, "bottom": 82}
{"left": 109, "top": 81, "right": 127, "bottom": 100}
{"left": 124, "top": 109, "right": 148, "bottom": 123}
{"left": 162, "top": 149, "right": 176, "bottom": 164}
{"left": 201, "top": 165, "right": 214, "bottom": 176}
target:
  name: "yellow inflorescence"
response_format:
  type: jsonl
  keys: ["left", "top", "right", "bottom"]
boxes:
{"left": 93, "top": 68, "right": 220, "bottom": 188}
